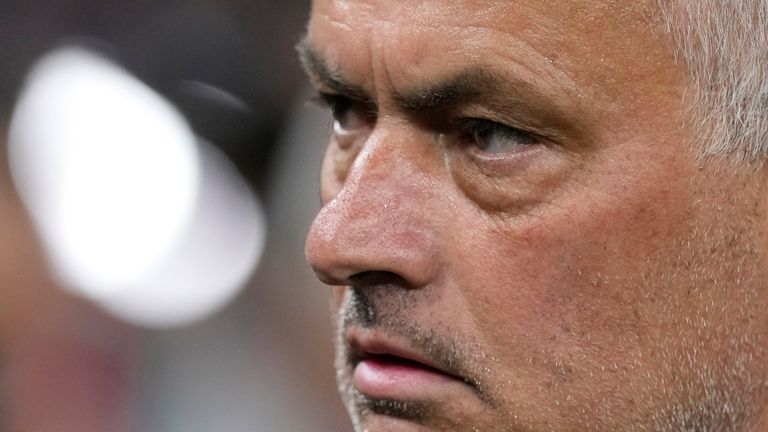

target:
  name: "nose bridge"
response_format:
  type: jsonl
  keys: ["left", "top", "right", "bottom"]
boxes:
{"left": 342, "top": 128, "right": 422, "bottom": 218}
{"left": 306, "top": 127, "right": 442, "bottom": 288}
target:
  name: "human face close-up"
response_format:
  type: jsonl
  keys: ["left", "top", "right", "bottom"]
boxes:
{"left": 303, "top": 0, "right": 768, "bottom": 431}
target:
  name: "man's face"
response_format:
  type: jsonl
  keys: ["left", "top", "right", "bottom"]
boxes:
{"left": 303, "top": 1, "right": 768, "bottom": 430}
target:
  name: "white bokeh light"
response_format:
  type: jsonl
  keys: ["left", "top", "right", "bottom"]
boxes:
{"left": 97, "top": 141, "right": 266, "bottom": 327}
{"left": 8, "top": 45, "right": 265, "bottom": 327}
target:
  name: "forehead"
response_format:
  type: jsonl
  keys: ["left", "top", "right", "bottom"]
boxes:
{"left": 311, "top": 0, "right": 658, "bottom": 30}
{"left": 306, "top": 0, "right": 674, "bottom": 110}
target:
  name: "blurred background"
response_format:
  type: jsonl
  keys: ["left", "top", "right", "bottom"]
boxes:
{"left": 0, "top": 1, "right": 353, "bottom": 430}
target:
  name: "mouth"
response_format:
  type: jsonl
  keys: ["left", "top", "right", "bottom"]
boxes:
{"left": 347, "top": 329, "right": 475, "bottom": 400}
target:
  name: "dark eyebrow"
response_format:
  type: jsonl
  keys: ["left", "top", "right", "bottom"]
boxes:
{"left": 296, "top": 38, "right": 493, "bottom": 112}
{"left": 296, "top": 38, "right": 369, "bottom": 102}
{"left": 392, "top": 71, "right": 493, "bottom": 113}
{"left": 296, "top": 37, "right": 570, "bottom": 135}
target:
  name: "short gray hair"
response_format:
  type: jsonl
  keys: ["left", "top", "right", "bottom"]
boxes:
{"left": 656, "top": 0, "right": 768, "bottom": 162}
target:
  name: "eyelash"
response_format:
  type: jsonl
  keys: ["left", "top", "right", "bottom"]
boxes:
{"left": 310, "top": 93, "right": 377, "bottom": 122}
{"left": 454, "top": 117, "right": 497, "bottom": 136}
{"left": 453, "top": 118, "right": 536, "bottom": 148}
{"left": 310, "top": 92, "right": 344, "bottom": 111}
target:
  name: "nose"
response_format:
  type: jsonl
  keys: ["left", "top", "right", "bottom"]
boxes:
{"left": 305, "top": 128, "right": 442, "bottom": 289}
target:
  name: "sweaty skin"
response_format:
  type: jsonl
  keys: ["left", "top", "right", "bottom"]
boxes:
{"left": 303, "top": 0, "right": 768, "bottom": 430}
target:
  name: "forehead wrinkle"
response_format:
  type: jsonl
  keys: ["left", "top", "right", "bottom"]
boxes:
{"left": 306, "top": 2, "right": 588, "bottom": 137}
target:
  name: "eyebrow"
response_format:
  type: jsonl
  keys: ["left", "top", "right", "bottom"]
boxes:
{"left": 393, "top": 70, "right": 509, "bottom": 113}
{"left": 298, "top": 39, "right": 493, "bottom": 110}
{"left": 296, "top": 38, "right": 369, "bottom": 102}
{"left": 296, "top": 38, "right": 569, "bottom": 132}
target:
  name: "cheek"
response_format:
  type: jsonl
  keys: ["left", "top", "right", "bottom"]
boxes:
{"left": 448, "top": 145, "right": 573, "bottom": 214}
{"left": 449, "top": 152, "right": 701, "bottom": 368}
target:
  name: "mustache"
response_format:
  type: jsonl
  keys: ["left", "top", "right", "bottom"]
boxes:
{"left": 343, "top": 272, "right": 413, "bottom": 328}
{"left": 339, "top": 278, "right": 495, "bottom": 404}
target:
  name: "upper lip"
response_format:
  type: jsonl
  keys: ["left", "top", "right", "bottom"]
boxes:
{"left": 346, "top": 327, "right": 466, "bottom": 382}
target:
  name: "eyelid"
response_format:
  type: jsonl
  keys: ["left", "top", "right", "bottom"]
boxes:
{"left": 451, "top": 117, "right": 525, "bottom": 137}
{"left": 451, "top": 117, "right": 489, "bottom": 131}
{"left": 311, "top": 92, "right": 379, "bottom": 128}
{"left": 308, "top": 91, "right": 343, "bottom": 108}
{"left": 450, "top": 114, "right": 561, "bottom": 146}
{"left": 310, "top": 90, "right": 374, "bottom": 108}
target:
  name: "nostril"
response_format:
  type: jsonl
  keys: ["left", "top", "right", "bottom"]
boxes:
{"left": 348, "top": 271, "right": 413, "bottom": 291}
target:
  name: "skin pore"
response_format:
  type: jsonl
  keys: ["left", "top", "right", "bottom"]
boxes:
{"left": 303, "top": 0, "right": 768, "bottom": 430}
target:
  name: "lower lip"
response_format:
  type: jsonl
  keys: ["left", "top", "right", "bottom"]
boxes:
{"left": 353, "top": 356, "right": 459, "bottom": 398}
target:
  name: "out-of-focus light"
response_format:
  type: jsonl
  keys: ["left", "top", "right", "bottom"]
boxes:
{"left": 8, "top": 45, "right": 265, "bottom": 327}
{"left": 97, "top": 141, "right": 265, "bottom": 327}
{"left": 178, "top": 79, "right": 252, "bottom": 114}
{"left": 9, "top": 46, "right": 199, "bottom": 297}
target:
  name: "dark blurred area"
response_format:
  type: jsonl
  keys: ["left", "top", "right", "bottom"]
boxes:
{"left": 1, "top": 0, "right": 309, "bottom": 190}
{"left": 1, "top": 1, "right": 351, "bottom": 431}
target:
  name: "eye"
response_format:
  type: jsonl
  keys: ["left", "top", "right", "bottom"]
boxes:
{"left": 457, "top": 118, "right": 536, "bottom": 154}
{"left": 314, "top": 93, "right": 374, "bottom": 135}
